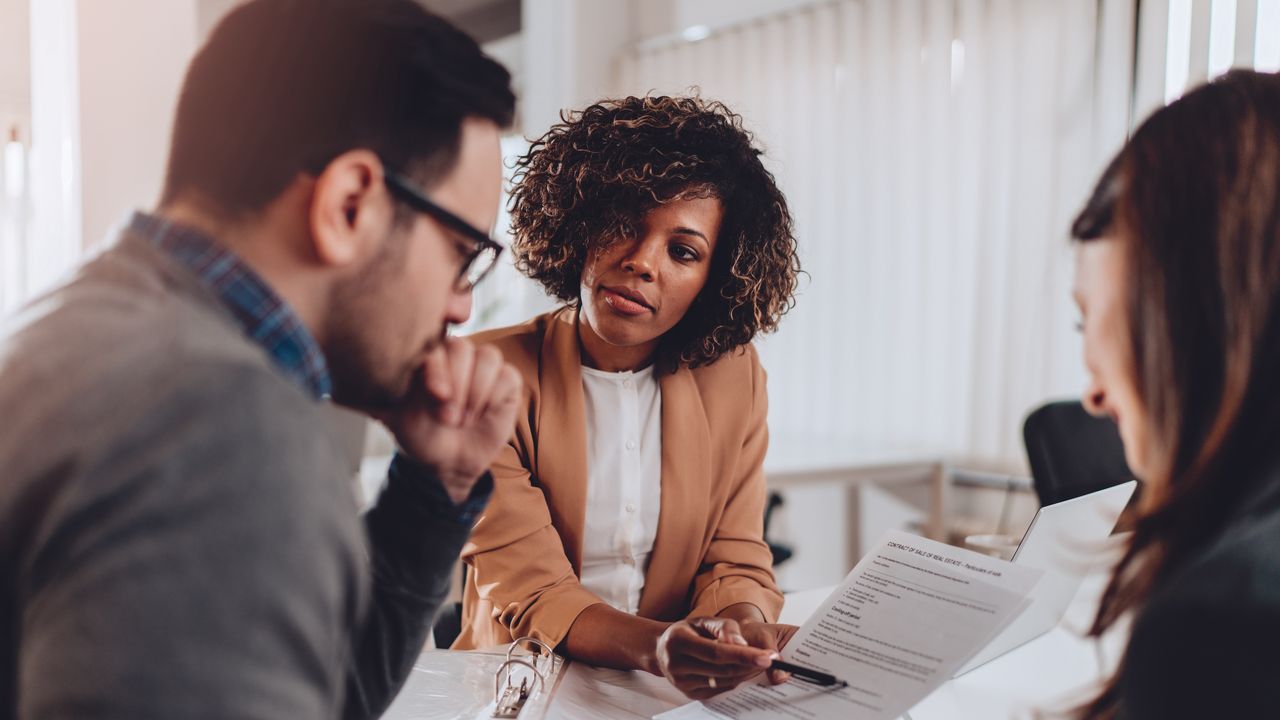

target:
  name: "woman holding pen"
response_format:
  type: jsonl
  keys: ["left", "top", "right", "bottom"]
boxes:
{"left": 453, "top": 95, "right": 802, "bottom": 699}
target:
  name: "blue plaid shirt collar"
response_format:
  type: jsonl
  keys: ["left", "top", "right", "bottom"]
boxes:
{"left": 130, "top": 211, "right": 333, "bottom": 399}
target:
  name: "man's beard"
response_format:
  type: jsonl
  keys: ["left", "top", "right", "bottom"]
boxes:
{"left": 326, "top": 327, "right": 446, "bottom": 414}
{"left": 325, "top": 339, "right": 411, "bottom": 412}
{"left": 320, "top": 228, "right": 431, "bottom": 413}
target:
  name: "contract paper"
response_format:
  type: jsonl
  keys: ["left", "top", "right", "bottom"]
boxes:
{"left": 655, "top": 530, "right": 1042, "bottom": 720}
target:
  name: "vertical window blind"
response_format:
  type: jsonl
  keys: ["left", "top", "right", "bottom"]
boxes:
{"left": 614, "top": 0, "right": 1119, "bottom": 467}
{"left": 602, "top": 0, "right": 1278, "bottom": 468}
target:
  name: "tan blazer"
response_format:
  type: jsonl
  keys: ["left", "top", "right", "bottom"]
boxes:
{"left": 453, "top": 308, "right": 783, "bottom": 650}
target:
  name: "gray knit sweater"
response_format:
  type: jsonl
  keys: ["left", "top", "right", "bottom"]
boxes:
{"left": 0, "top": 230, "right": 482, "bottom": 719}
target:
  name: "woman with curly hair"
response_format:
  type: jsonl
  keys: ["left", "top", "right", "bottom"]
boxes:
{"left": 452, "top": 95, "right": 802, "bottom": 698}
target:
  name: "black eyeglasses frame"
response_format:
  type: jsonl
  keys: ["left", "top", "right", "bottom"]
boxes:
{"left": 383, "top": 170, "right": 504, "bottom": 290}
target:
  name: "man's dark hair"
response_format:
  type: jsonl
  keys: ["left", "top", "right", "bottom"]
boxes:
{"left": 161, "top": 0, "right": 515, "bottom": 217}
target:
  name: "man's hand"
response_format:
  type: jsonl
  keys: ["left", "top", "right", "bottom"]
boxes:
{"left": 655, "top": 617, "right": 777, "bottom": 700}
{"left": 380, "top": 338, "right": 521, "bottom": 504}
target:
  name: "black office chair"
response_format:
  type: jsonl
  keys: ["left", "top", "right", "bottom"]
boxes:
{"left": 1023, "top": 400, "right": 1137, "bottom": 506}
{"left": 764, "top": 491, "right": 794, "bottom": 567}
{"left": 431, "top": 565, "right": 466, "bottom": 650}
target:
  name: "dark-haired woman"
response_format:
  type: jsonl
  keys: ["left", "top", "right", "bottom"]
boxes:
{"left": 1070, "top": 69, "right": 1280, "bottom": 719}
{"left": 453, "top": 96, "right": 802, "bottom": 699}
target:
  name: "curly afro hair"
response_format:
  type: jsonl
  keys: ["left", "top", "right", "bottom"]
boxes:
{"left": 508, "top": 95, "right": 801, "bottom": 370}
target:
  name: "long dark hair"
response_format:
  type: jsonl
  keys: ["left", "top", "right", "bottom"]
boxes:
{"left": 1070, "top": 69, "right": 1280, "bottom": 719}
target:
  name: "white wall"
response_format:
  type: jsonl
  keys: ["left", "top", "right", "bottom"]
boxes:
{"left": 517, "top": 0, "right": 827, "bottom": 137}
{"left": 26, "top": 1, "right": 246, "bottom": 256}
{"left": 76, "top": 0, "right": 199, "bottom": 249}
{"left": 16, "top": 0, "right": 243, "bottom": 307}
{"left": 0, "top": 0, "right": 31, "bottom": 139}
{"left": 0, "top": 0, "right": 32, "bottom": 312}
{"left": 27, "top": 0, "right": 82, "bottom": 293}
{"left": 519, "top": 0, "right": 633, "bottom": 136}
{"left": 629, "top": 0, "right": 826, "bottom": 43}
{"left": 197, "top": 0, "right": 246, "bottom": 40}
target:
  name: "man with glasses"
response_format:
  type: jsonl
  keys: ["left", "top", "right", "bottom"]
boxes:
{"left": 0, "top": 1, "right": 519, "bottom": 719}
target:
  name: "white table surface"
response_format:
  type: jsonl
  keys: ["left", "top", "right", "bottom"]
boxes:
{"left": 778, "top": 573, "right": 1125, "bottom": 720}
{"left": 387, "top": 570, "right": 1123, "bottom": 720}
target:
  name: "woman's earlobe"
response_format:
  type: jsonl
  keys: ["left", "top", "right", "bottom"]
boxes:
{"left": 1082, "top": 386, "right": 1107, "bottom": 417}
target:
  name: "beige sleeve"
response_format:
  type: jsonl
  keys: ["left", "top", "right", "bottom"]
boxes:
{"left": 688, "top": 355, "right": 784, "bottom": 622}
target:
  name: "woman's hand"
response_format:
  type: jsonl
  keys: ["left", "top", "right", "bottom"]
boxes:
{"left": 655, "top": 617, "right": 791, "bottom": 700}
{"left": 737, "top": 621, "right": 799, "bottom": 685}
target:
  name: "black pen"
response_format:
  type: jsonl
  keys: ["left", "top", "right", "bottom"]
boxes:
{"left": 769, "top": 659, "right": 848, "bottom": 687}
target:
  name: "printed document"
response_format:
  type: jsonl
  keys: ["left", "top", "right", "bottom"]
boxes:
{"left": 656, "top": 530, "right": 1041, "bottom": 720}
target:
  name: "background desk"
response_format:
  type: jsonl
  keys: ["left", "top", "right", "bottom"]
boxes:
{"left": 761, "top": 437, "right": 949, "bottom": 555}
{"left": 359, "top": 439, "right": 954, "bottom": 595}
{"left": 359, "top": 439, "right": 949, "bottom": 552}
{"left": 756, "top": 438, "right": 1031, "bottom": 593}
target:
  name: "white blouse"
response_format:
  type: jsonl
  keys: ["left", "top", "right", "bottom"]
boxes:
{"left": 577, "top": 364, "right": 663, "bottom": 614}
